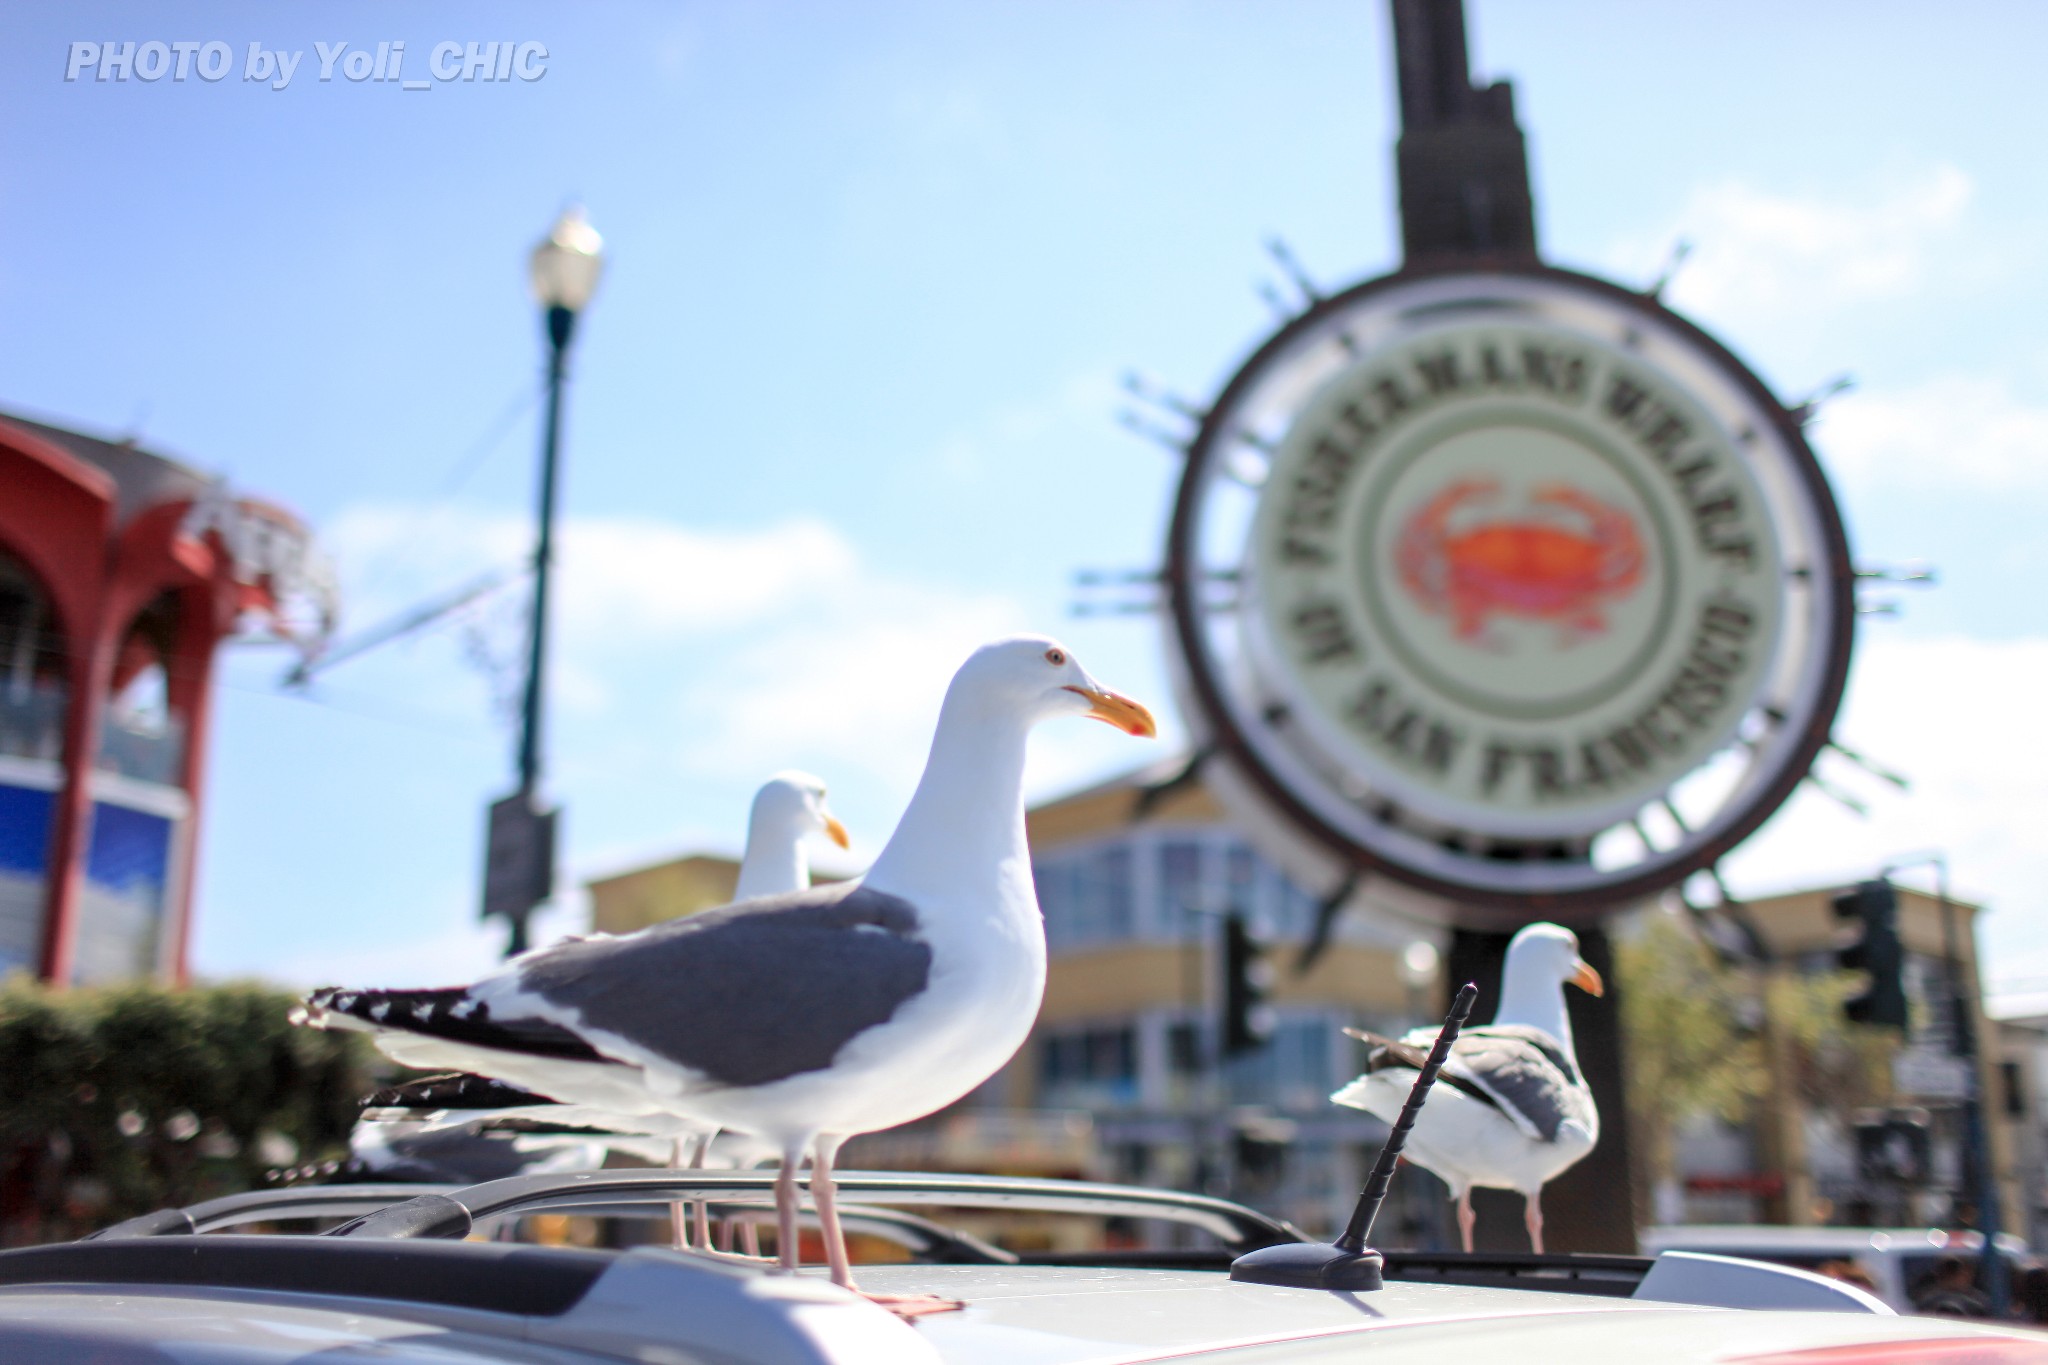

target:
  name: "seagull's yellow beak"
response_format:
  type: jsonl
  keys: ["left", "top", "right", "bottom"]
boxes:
{"left": 822, "top": 813, "right": 851, "bottom": 850}
{"left": 1065, "top": 686, "right": 1158, "bottom": 738}
{"left": 1571, "top": 960, "right": 1604, "bottom": 997}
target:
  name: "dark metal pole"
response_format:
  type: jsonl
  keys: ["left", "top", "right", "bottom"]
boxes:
{"left": 517, "top": 306, "right": 573, "bottom": 796}
{"left": 1885, "top": 852, "right": 2007, "bottom": 1317}
{"left": 1934, "top": 863, "right": 2007, "bottom": 1318}
{"left": 505, "top": 303, "right": 575, "bottom": 956}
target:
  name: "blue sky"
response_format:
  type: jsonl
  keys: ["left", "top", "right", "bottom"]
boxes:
{"left": 6, "top": 3, "right": 2048, "bottom": 1004}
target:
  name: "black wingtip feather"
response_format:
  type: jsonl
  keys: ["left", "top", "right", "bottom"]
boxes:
{"left": 361, "top": 1073, "right": 551, "bottom": 1111}
{"left": 302, "top": 985, "right": 607, "bottom": 1064}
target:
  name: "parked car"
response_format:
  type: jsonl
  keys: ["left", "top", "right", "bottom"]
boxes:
{"left": 1642, "top": 1224, "right": 2032, "bottom": 1314}
{"left": 7, "top": 1170, "right": 2048, "bottom": 1363}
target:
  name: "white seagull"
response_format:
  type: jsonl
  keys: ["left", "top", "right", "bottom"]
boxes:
{"left": 297, "top": 636, "right": 1155, "bottom": 1312}
{"left": 731, "top": 770, "right": 852, "bottom": 902}
{"left": 351, "top": 770, "right": 850, "bottom": 1248}
{"left": 1332, "top": 921, "right": 1602, "bottom": 1254}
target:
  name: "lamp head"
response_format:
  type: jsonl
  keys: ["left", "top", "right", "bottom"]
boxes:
{"left": 529, "top": 206, "right": 605, "bottom": 315}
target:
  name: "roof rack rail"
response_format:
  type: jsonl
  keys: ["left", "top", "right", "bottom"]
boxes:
{"left": 89, "top": 1183, "right": 460, "bottom": 1239}
{"left": 0, "top": 1235, "right": 945, "bottom": 1363}
{"left": 0, "top": 1236, "right": 609, "bottom": 1317}
{"left": 324, "top": 1169, "right": 1302, "bottom": 1249}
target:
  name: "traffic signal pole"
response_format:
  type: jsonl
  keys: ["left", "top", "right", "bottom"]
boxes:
{"left": 1902, "top": 856, "right": 2007, "bottom": 1317}
{"left": 1862, "top": 857, "right": 2005, "bottom": 1316}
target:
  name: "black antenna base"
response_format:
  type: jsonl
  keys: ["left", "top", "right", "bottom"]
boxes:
{"left": 1228, "top": 1239, "right": 1384, "bottom": 1291}
{"left": 1231, "top": 981, "right": 1480, "bottom": 1292}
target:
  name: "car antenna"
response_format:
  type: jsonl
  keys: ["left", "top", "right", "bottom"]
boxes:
{"left": 1229, "top": 981, "right": 1479, "bottom": 1290}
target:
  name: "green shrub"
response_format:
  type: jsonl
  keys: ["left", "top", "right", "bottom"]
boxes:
{"left": 0, "top": 978, "right": 374, "bottom": 1246}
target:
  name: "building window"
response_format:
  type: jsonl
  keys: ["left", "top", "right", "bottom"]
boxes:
{"left": 1039, "top": 1023, "right": 1138, "bottom": 1107}
{"left": 1168, "top": 1020, "right": 1205, "bottom": 1075}
{"left": 0, "top": 551, "right": 68, "bottom": 765}
{"left": 1160, "top": 839, "right": 1203, "bottom": 935}
{"left": 98, "top": 592, "right": 187, "bottom": 786}
{"left": 1036, "top": 858, "right": 1078, "bottom": 948}
{"left": 1225, "top": 843, "right": 1257, "bottom": 914}
{"left": 1226, "top": 1015, "right": 1338, "bottom": 1111}
{"left": 1274, "top": 867, "right": 1319, "bottom": 940}
{"left": 1037, "top": 844, "right": 1135, "bottom": 948}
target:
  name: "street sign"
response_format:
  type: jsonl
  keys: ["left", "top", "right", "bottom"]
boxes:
{"left": 1163, "top": 267, "right": 1855, "bottom": 927}
{"left": 1892, "top": 1048, "right": 1971, "bottom": 1101}
{"left": 481, "top": 790, "right": 557, "bottom": 936}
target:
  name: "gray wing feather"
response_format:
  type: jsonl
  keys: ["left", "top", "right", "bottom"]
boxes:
{"left": 516, "top": 881, "right": 931, "bottom": 1089}
{"left": 1446, "top": 1025, "right": 1593, "bottom": 1144}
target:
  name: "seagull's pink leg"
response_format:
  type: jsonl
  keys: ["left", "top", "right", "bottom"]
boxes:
{"left": 810, "top": 1135, "right": 856, "bottom": 1291}
{"left": 689, "top": 1130, "right": 716, "bottom": 1250}
{"left": 810, "top": 1134, "right": 963, "bottom": 1319}
{"left": 774, "top": 1141, "right": 804, "bottom": 1271}
{"left": 669, "top": 1136, "right": 691, "bottom": 1250}
{"left": 1524, "top": 1193, "right": 1544, "bottom": 1256}
{"left": 1456, "top": 1189, "right": 1475, "bottom": 1253}
{"left": 741, "top": 1219, "right": 760, "bottom": 1257}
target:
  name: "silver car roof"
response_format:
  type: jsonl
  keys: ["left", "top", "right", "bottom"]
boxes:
{"left": 1, "top": 1251, "right": 2024, "bottom": 1365}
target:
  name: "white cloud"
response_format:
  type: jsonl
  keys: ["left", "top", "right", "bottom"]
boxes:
{"left": 673, "top": 582, "right": 1028, "bottom": 789}
{"left": 1721, "top": 632, "right": 2048, "bottom": 1011}
{"left": 930, "top": 369, "right": 1119, "bottom": 482}
{"left": 325, "top": 506, "right": 857, "bottom": 638}
{"left": 246, "top": 900, "right": 583, "bottom": 991}
{"left": 1608, "top": 165, "right": 1972, "bottom": 329}
{"left": 1814, "top": 375, "right": 2048, "bottom": 490}
{"left": 241, "top": 500, "right": 1179, "bottom": 983}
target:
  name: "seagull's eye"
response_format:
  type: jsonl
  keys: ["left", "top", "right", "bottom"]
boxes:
{"left": 1045, "top": 648, "right": 1066, "bottom": 666}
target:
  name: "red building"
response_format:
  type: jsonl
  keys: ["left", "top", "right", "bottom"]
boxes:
{"left": 0, "top": 411, "right": 332, "bottom": 985}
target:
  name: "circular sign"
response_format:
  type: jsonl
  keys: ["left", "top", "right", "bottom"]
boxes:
{"left": 1165, "top": 267, "right": 1853, "bottom": 922}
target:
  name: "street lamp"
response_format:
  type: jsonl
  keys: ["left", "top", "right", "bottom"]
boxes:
{"left": 482, "top": 208, "right": 605, "bottom": 957}
{"left": 1398, "top": 940, "right": 1440, "bottom": 1026}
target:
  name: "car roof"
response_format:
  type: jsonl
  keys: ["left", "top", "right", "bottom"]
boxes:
{"left": 13, "top": 1174, "right": 2043, "bottom": 1364}
{"left": 3, "top": 1249, "right": 2035, "bottom": 1365}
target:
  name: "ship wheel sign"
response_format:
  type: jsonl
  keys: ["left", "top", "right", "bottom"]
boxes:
{"left": 1163, "top": 265, "right": 1855, "bottom": 930}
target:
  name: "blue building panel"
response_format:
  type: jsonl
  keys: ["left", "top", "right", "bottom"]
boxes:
{"left": 0, "top": 782, "right": 54, "bottom": 876}
{"left": 73, "top": 800, "right": 174, "bottom": 984}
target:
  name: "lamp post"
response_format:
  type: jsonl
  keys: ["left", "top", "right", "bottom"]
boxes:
{"left": 482, "top": 208, "right": 604, "bottom": 957}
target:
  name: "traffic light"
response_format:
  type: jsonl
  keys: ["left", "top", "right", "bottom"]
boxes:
{"left": 1854, "top": 1109, "right": 1932, "bottom": 1185}
{"left": 1221, "top": 912, "right": 1277, "bottom": 1055}
{"left": 1833, "top": 879, "right": 1909, "bottom": 1029}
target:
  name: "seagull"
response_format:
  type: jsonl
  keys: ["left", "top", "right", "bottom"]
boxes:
{"left": 1332, "top": 921, "right": 1602, "bottom": 1255}
{"left": 352, "top": 770, "right": 851, "bottom": 1249}
{"left": 357, "top": 1071, "right": 684, "bottom": 1165}
{"left": 297, "top": 635, "right": 1155, "bottom": 1312}
{"left": 732, "top": 770, "right": 851, "bottom": 902}
{"left": 341, "top": 1115, "right": 612, "bottom": 1184}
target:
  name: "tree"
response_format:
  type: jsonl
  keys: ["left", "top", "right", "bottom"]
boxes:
{"left": 1617, "top": 912, "right": 1767, "bottom": 1222}
{"left": 1619, "top": 910, "right": 1902, "bottom": 1226}
{"left": 0, "top": 979, "right": 376, "bottom": 1246}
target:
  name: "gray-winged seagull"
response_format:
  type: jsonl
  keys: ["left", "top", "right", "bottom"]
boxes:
{"left": 298, "top": 635, "right": 1155, "bottom": 1313}
{"left": 1332, "top": 921, "right": 1602, "bottom": 1254}
{"left": 353, "top": 770, "right": 849, "bottom": 1250}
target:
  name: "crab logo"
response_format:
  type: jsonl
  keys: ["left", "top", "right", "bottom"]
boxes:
{"left": 1394, "top": 479, "right": 1646, "bottom": 645}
